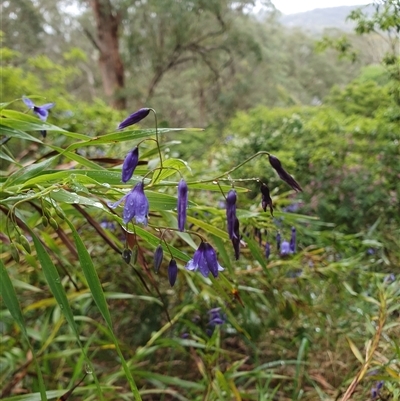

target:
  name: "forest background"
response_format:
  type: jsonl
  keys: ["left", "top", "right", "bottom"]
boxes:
{"left": 0, "top": 0, "right": 399, "bottom": 400}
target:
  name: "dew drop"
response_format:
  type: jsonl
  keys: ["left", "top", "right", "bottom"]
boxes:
{"left": 59, "top": 303, "right": 64, "bottom": 310}
{"left": 85, "top": 363, "right": 93, "bottom": 375}
{"left": 55, "top": 277, "right": 61, "bottom": 283}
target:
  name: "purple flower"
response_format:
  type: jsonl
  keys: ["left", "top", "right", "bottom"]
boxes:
{"left": 168, "top": 259, "right": 178, "bottom": 286}
{"left": 265, "top": 242, "right": 271, "bottom": 259}
{"left": 207, "top": 307, "right": 226, "bottom": 326}
{"left": 154, "top": 244, "right": 163, "bottom": 273}
{"left": 280, "top": 240, "right": 292, "bottom": 256}
{"left": 226, "top": 189, "right": 237, "bottom": 239}
{"left": 108, "top": 182, "right": 149, "bottom": 225}
{"left": 290, "top": 227, "right": 296, "bottom": 253}
{"left": 122, "top": 147, "right": 139, "bottom": 183}
{"left": 268, "top": 154, "right": 302, "bottom": 192}
{"left": 23, "top": 96, "right": 55, "bottom": 122}
{"left": 118, "top": 108, "right": 151, "bottom": 129}
{"left": 185, "top": 242, "right": 224, "bottom": 278}
{"left": 177, "top": 179, "right": 188, "bottom": 232}
{"left": 260, "top": 183, "right": 274, "bottom": 216}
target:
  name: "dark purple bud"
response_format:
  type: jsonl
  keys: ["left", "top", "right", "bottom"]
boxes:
{"left": 40, "top": 130, "right": 47, "bottom": 138}
{"left": 154, "top": 244, "right": 163, "bottom": 273}
{"left": 276, "top": 232, "right": 281, "bottom": 251}
{"left": 290, "top": 227, "right": 296, "bottom": 253}
{"left": 376, "top": 381, "right": 384, "bottom": 390}
{"left": 177, "top": 179, "right": 188, "bottom": 232}
{"left": 118, "top": 108, "right": 151, "bottom": 129}
{"left": 204, "top": 242, "right": 220, "bottom": 278}
{"left": 268, "top": 154, "right": 303, "bottom": 192}
{"left": 226, "top": 189, "right": 237, "bottom": 239}
{"left": 265, "top": 242, "right": 270, "bottom": 259}
{"left": 122, "top": 146, "right": 139, "bottom": 183}
{"left": 122, "top": 249, "right": 132, "bottom": 264}
{"left": 231, "top": 217, "right": 240, "bottom": 260}
{"left": 260, "top": 183, "right": 274, "bottom": 216}
{"left": 168, "top": 259, "right": 178, "bottom": 286}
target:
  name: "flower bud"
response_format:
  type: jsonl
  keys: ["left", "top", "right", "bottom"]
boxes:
{"left": 49, "top": 217, "right": 58, "bottom": 230}
{"left": 19, "top": 235, "right": 31, "bottom": 254}
{"left": 42, "top": 216, "right": 49, "bottom": 227}
{"left": 10, "top": 243, "right": 20, "bottom": 263}
{"left": 118, "top": 108, "right": 151, "bottom": 129}
{"left": 168, "top": 259, "right": 178, "bottom": 286}
{"left": 122, "top": 147, "right": 139, "bottom": 183}
{"left": 122, "top": 249, "right": 132, "bottom": 264}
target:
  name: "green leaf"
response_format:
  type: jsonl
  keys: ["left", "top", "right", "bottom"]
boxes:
{"left": 0, "top": 124, "right": 43, "bottom": 143}
{"left": 3, "top": 156, "right": 59, "bottom": 188}
{"left": 28, "top": 229, "right": 104, "bottom": 401}
{"left": 0, "top": 259, "right": 48, "bottom": 401}
{"left": 65, "top": 219, "right": 142, "bottom": 401}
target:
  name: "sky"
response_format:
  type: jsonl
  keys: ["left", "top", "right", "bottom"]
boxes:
{"left": 271, "top": 0, "right": 369, "bottom": 15}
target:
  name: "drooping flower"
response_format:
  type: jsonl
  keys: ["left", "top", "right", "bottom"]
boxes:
{"left": 23, "top": 96, "right": 55, "bottom": 122}
{"left": 207, "top": 307, "right": 226, "bottom": 326}
{"left": 226, "top": 189, "right": 237, "bottom": 239}
{"left": 280, "top": 240, "right": 291, "bottom": 256}
{"left": 290, "top": 227, "right": 296, "bottom": 253}
{"left": 168, "top": 259, "right": 178, "bottom": 286}
{"left": 185, "top": 242, "right": 224, "bottom": 278}
{"left": 177, "top": 179, "right": 188, "bottom": 232}
{"left": 118, "top": 108, "right": 151, "bottom": 129}
{"left": 122, "top": 146, "right": 139, "bottom": 183}
{"left": 154, "top": 244, "right": 163, "bottom": 273}
{"left": 231, "top": 217, "right": 240, "bottom": 260}
{"left": 268, "top": 154, "right": 302, "bottom": 192}
{"left": 260, "top": 183, "right": 274, "bottom": 216}
{"left": 108, "top": 182, "right": 149, "bottom": 225}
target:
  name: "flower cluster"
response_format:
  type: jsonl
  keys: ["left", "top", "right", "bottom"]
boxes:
{"left": 107, "top": 108, "right": 304, "bottom": 288}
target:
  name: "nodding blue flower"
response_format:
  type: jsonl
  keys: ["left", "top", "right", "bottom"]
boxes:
{"left": 185, "top": 242, "right": 224, "bottom": 278}
{"left": 118, "top": 108, "right": 151, "bottom": 129}
{"left": 154, "top": 244, "right": 163, "bottom": 273}
{"left": 168, "top": 259, "right": 178, "bottom": 286}
{"left": 177, "top": 179, "right": 188, "bottom": 232}
{"left": 290, "top": 227, "right": 296, "bottom": 253}
{"left": 268, "top": 154, "right": 302, "bottom": 192}
{"left": 265, "top": 242, "right": 271, "bottom": 259}
{"left": 276, "top": 232, "right": 281, "bottom": 251}
{"left": 226, "top": 189, "right": 237, "bottom": 239}
{"left": 207, "top": 307, "right": 226, "bottom": 326}
{"left": 22, "top": 96, "right": 55, "bottom": 122}
{"left": 122, "top": 146, "right": 139, "bottom": 183}
{"left": 280, "top": 240, "right": 292, "bottom": 256}
{"left": 108, "top": 182, "right": 149, "bottom": 225}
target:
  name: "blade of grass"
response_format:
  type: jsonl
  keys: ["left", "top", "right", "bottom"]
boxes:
{"left": 0, "top": 259, "right": 48, "bottom": 401}
{"left": 65, "top": 218, "right": 143, "bottom": 401}
{"left": 28, "top": 229, "right": 104, "bottom": 401}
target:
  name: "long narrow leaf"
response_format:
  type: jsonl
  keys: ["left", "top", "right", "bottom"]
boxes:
{"left": 0, "top": 259, "right": 48, "bottom": 401}
{"left": 65, "top": 219, "right": 143, "bottom": 401}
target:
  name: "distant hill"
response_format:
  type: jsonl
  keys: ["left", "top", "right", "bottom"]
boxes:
{"left": 279, "top": 5, "right": 371, "bottom": 34}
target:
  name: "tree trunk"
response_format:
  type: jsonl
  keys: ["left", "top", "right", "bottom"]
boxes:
{"left": 88, "top": 0, "right": 126, "bottom": 110}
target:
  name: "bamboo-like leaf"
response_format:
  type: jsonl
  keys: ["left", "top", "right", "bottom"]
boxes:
{"left": 0, "top": 124, "right": 43, "bottom": 143}
{"left": 0, "top": 259, "right": 48, "bottom": 401}
{"left": 28, "top": 230, "right": 104, "bottom": 401}
{"left": 65, "top": 219, "right": 143, "bottom": 401}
